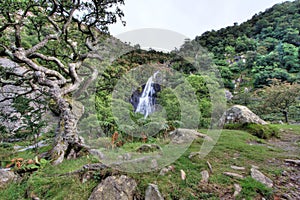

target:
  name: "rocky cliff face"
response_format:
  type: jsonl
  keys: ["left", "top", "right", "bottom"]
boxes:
{"left": 0, "top": 58, "right": 55, "bottom": 138}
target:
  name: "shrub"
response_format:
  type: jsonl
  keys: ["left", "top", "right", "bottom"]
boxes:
{"left": 224, "top": 123, "right": 279, "bottom": 139}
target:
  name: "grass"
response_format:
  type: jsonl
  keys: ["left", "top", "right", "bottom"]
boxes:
{"left": 238, "top": 177, "right": 273, "bottom": 200}
{"left": 0, "top": 124, "right": 299, "bottom": 199}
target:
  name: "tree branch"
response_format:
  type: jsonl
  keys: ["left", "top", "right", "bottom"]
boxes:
{"left": 62, "top": 62, "right": 82, "bottom": 95}
{"left": 25, "top": 34, "right": 59, "bottom": 56}
{"left": 29, "top": 52, "right": 69, "bottom": 74}
{"left": 13, "top": 50, "right": 67, "bottom": 86}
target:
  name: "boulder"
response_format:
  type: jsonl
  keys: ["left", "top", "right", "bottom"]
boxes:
{"left": 88, "top": 175, "right": 137, "bottom": 200}
{"left": 169, "top": 129, "right": 211, "bottom": 144}
{"left": 250, "top": 168, "right": 273, "bottom": 188}
{"left": 218, "top": 105, "right": 267, "bottom": 126}
{"left": 0, "top": 169, "right": 18, "bottom": 189}
{"left": 145, "top": 184, "right": 164, "bottom": 200}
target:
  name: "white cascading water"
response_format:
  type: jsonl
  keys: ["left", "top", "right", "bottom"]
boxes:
{"left": 135, "top": 71, "right": 159, "bottom": 118}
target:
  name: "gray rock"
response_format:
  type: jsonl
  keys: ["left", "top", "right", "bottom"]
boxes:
{"left": 169, "top": 129, "right": 211, "bottom": 144}
{"left": 230, "top": 165, "right": 246, "bottom": 171}
{"left": 145, "top": 184, "right": 164, "bottom": 200}
{"left": 250, "top": 168, "right": 273, "bottom": 188}
{"left": 200, "top": 170, "right": 209, "bottom": 183}
{"left": 284, "top": 159, "right": 300, "bottom": 165}
{"left": 223, "top": 172, "right": 244, "bottom": 179}
{"left": 218, "top": 105, "right": 267, "bottom": 126}
{"left": 159, "top": 166, "right": 174, "bottom": 176}
{"left": 89, "top": 175, "right": 137, "bottom": 200}
{"left": 89, "top": 149, "right": 105, "bottom": 160}
{"left": 233, "top": 183, "right": 242, "bottom": 197}
{"left": 0, "top": 58, "right": 56, "bottom": 136}
{"left": 159, "top": 167, "right": 169, "bottom": 176}
{"left": 225, "top": 89, "right": 233, "bottom": 101}
{"left": 0, "top": 169, "right": 18, "bottom": 188}
{"left": 151, "top": 159, "right": 158, "bottom": 169}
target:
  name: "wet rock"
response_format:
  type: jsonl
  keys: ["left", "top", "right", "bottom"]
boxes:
{"left": 145, "top": 184, "right": 164, "bottom": 200}
{"left": 88, "top": 175, "right": 137, "bottom": 200}
{"left": 200, "top": 170, "right": 209, "bottom": 183}
{"left": 250, "top": 168, "right": 273, "bottom": 188}
{"left": 0, "top": 169, "right": 18, "bottom": 189}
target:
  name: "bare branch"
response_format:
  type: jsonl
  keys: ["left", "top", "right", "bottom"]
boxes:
{"left": 30, "top": 52, "right": 69, "bottom": 74}
{"left": 13, "top": 50, "right": 67, "bottom": 86}
{"left": 47, "top": 16, "right": 60, "bottom": 32}
{"left": 73, "top": 65, "right": 98, "bottom": 99}
{"left": 62, "top": 6, "right": 77, "bottom": 34}
{"left": 25, "top": 34, "right": 59, "bottom": 56}
{"left": 62, "top": 62, "right": 82, "bottom": 95}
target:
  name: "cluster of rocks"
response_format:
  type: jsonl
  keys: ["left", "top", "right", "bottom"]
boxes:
{"left": 88, "top": 175, "right": 164, "bottom": 200}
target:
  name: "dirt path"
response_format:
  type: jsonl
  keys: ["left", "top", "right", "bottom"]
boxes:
{"left": 268, "top": 129, "right": 300, "bottom": 157}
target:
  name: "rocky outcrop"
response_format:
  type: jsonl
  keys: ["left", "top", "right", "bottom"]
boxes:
{"left": 88, "top": 175, "right": 137, "bottom": 200}
{"left": 0, "top": 58, "right": 56, "bottom": 137}
{"left": 0, "top": 169, "right": 18, "bottom": 188}
{"left": 218, "top": 105, "right": 267, "bottom": 126}
{"left": 145, "top": 184, "right": 164, "bottom": 200}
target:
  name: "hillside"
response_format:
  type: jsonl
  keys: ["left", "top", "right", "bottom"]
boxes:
{"left": 192, "top": 0, "right": 299, "bottom": 89}
{"left": 0, "top": 1, "right": 300, "bottom": 200}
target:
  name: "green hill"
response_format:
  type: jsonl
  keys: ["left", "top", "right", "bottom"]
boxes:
{"left": 191, "top": 0, "right": 300, "bottom": 89}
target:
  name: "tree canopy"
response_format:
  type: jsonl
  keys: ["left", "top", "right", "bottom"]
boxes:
{"left": 0, "top": 0, "right": 125, "bottom": 164}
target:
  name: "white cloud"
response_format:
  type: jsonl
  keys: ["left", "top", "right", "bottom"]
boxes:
{"left": 109, "top": 0, "right": 291, "bottom": 49}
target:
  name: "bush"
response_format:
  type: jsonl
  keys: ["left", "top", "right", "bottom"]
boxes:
{"left": 224, "top": 123, "right": 279, "bottom": 139}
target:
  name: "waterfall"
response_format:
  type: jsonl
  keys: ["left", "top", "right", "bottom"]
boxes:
{"left": 135, "top": 71, "right": 159, "bottom": 118}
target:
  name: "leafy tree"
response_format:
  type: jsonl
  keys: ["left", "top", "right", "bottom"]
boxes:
{"left": 0, "top": 0, "right": 125, "bottom": 164}
{"left": 256, "top": 79, "right": 300, "bottom": 123}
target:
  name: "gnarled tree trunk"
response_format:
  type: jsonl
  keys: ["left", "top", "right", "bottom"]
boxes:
{"left": 50, "top": 88, "right": 86, "bottom": 165}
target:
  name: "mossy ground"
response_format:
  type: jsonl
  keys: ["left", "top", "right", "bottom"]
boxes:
{"left": 0, "top": 124, "right": 299, "bottom": 200}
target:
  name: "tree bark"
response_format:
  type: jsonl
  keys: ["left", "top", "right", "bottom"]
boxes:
{"left": 50, "top": 88, "right": 86, "bottom": 165}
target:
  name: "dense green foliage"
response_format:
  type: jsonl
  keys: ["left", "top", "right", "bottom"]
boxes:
{"left": 193, "top": 0, "right": 299, "bottom": 88}
{"left": 95, "top": 49, "right": 214, "bottom": 137}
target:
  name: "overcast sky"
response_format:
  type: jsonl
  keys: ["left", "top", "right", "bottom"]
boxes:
{"left": 109, "top": 0, "right": 291, "bottom": 45}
